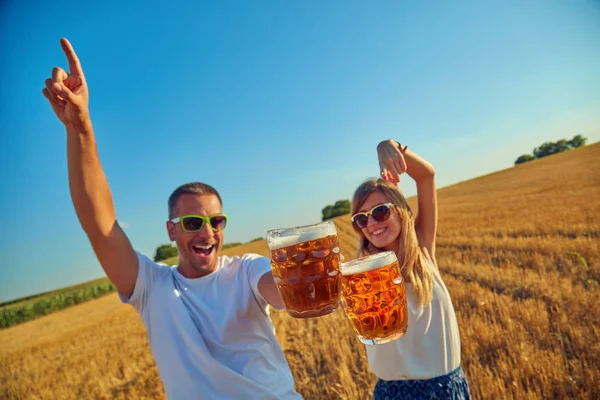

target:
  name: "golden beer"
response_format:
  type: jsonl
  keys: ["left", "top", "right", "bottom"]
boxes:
{"left": 267, "top": 221, "right": 341, "bottom": 318}
{"left": 341, "top": 251, "right": 407, "bottom": 344}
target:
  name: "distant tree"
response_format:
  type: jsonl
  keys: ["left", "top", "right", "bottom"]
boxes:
{"left": 554, "top": 139, "right": 570, "bottom": 152}
{"left": 567, "top": 134, "right": 587, "bottom": 148}
{"left": 533, "top": 142, "right": 554, "bottom": 158}
{"left": 532, "top": 135, "right": 588, "bottom": 159}
{"left": 154, "top": 244, "right": 178, "bottom": 262}
{"left": 514, "top": 154, "right": 536, "bottom": 165}
{"left": 322, "top": 200, "right": 351, "bottom": 221}
{"left": 533, "top": 140, "right": 569, "bottom": 158}
{"left": 249, "top": 237, "right": 264, "bottom": 243}
{"left": 322, "top": 205, "right": 333, "bottom": 221}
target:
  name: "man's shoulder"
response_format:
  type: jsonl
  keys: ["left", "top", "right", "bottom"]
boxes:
{"left": 137, "top": 252, "right": 175, "bottom": 277}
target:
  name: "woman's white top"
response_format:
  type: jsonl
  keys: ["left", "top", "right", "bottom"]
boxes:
{"left": 366, "top": 260, "right": 461, "bottom": 380}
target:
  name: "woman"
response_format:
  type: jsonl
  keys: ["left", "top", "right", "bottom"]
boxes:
{"left": 350, "top": 139, "right": 471, "bottom": 400}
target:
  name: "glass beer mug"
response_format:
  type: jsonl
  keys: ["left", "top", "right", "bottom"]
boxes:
{"left": 341, "top": 251, "right": 408, "bottom": 344}
{"left": 267, "top": 220, "right": 341, "bottom": 318}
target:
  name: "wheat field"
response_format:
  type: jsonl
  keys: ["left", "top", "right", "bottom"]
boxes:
{"left": 1, "top": 144, "right": 599, "bottom": 399}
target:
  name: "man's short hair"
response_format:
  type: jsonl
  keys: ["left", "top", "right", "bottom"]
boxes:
{"left": 168, "top": 182, "right": 223, "bottom": 218}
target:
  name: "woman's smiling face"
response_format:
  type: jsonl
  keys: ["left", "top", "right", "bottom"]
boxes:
{"left": 357, "top": 190, "right": 401, "bottom": 251}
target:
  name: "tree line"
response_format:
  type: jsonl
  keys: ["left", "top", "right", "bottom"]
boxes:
{"left": 321, "top": 200, "right": 351, "bottom": 221}
{"left": 515, "top": 135, "right": 587, "bottom": 165}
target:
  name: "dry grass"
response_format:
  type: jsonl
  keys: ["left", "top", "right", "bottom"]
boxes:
{"left": 1, "top": 144, "right": 599, "bottom": 399}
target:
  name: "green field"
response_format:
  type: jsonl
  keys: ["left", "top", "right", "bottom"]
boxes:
{"left": 0, "top": 278, "right": 116, "bottom": 329}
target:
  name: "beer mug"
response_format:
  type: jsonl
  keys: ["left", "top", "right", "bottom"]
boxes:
{"left": 267, "top": 220, "right": 341, "bottom": 318}
{"left": 341, "top": 251, "right": 408, "bottom": 344}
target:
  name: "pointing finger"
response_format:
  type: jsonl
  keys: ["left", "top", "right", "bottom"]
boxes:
{"left": 60, "top": 38, "right": 84, "bottom": 77}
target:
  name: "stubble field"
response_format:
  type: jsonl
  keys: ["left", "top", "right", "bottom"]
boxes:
{"left": 1, "top": 144, "right": 598, "bottom": 399}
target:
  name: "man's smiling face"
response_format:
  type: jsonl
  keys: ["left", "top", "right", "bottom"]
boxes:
{"left": 168, "top": 194, "right": 224, "bottom": 278}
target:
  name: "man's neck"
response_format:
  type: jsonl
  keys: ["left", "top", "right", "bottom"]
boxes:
{"left": 176, "top": 260, "right": 219, "bottom": 279}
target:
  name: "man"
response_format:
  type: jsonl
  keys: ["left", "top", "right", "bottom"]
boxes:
{"left": 42, "top": 38, "right": 301, "bottom": 400}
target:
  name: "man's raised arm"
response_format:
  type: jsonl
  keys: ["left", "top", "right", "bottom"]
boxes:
{"left": 42, "top": 38, "right": 138, "bottom": 297}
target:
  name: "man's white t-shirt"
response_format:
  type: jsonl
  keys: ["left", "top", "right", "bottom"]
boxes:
{"left": 119, "top": 252, "right": 301, "bottom": 400}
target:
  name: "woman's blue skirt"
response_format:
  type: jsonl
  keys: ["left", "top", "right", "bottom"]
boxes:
{"left": 373, "top": 366, "right": 471, "bottom": 400}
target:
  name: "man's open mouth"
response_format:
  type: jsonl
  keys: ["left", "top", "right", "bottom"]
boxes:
{"left": 192, "top": 244, "right": 215, "bottom": 257}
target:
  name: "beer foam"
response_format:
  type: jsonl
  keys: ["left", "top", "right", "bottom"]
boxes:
{"left": 267, "top": 221, "right": 337, "bottom": 250}
{"left": 341, "top": 251, "right": 397, "bottom": 276}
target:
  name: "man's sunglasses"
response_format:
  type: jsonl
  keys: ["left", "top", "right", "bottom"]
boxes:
{"left": 351, "top": 203, "right": 395, "bottom": 229}
{"left": 169, "top": 214, "right": 228, "bottom": 232}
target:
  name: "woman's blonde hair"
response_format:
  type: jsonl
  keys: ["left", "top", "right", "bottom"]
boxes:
{"left": 351, "top": 178, "right": 433, "bottom": 306}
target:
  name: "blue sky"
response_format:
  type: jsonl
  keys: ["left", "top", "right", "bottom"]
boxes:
{"left": 1, "top": 1, "right": 599, "bottom": 302}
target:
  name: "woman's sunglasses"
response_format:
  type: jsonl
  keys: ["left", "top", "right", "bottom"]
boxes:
{"left": 351, "top": 203, "right": 395, "bottom": 229}
{"left": 169, "top": 214, "right": 228, "bottom": 232}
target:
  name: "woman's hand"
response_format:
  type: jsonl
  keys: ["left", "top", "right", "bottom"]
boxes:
{"left": 377, "top": 139, "right": 407, "bottom": 184}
